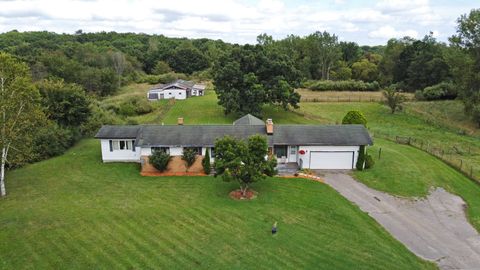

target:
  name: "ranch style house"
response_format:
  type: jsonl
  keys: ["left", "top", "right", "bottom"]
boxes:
{"left": 147, "top": 79, "right": 206, "bottom": 100}
{"left": 95, "top": 114, "right": 373, "bottom": 170}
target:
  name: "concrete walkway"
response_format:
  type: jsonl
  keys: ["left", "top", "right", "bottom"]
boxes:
{"left": 323, "top": 173, "right": 480, "bottom": 270}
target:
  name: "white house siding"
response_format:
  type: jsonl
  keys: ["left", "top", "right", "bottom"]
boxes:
{"left": 169, "top": 147, "right": 183, "bottom": 156}
{"left": 100, "top": 139, "right": 141, "bottom": 162}
{"left": 163, "top": 89, "right": 186, "bottom": 100}
{"left": 297, "top": 145, "right": 360, "bottom": 169}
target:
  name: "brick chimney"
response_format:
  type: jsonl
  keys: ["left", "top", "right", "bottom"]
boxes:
{"left": 266, "top": 119, "right": 273, "bottom": 134}
{"left": 177, "top": 117, "right": 184, "bottom": 125}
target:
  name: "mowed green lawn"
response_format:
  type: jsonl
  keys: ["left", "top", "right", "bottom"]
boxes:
{"left": 0, "top": 140, "right": 435, "bottom": 269}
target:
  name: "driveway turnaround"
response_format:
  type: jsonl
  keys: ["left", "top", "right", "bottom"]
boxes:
{"left": 323, "top": 173, "right": 480, "bottom": 270}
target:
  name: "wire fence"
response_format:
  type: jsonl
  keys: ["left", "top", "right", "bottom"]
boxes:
{"left": 301, "top": 96, "right": 384, "bottom": 103}
{"left": 372, "top": 130, "right": 480, "bottom": 183}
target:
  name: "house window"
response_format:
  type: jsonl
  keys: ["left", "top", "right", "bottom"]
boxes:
{"left": 274, "top": 145, "right": 288, "bottom": 158}
{"left": 290, "top": 146, "right": 297, "bottom": 155}
{"left": 112, "top": 140, "right": 133, "bottom": 151}
{"left": 148, "top": 93, "right": 158, "bottom": 99}
{"left": 151, "top": 147, "right": 169, "bottom": 154}
{"left": 184, "top": 147, "right": 202, "bottom": 155}
{"left": 210, "top": 147, "right": 215, "bottom": 158}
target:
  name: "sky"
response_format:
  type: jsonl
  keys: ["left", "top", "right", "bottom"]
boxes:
{"left": 0, "top": 0, "right": 477, "bottom": 45}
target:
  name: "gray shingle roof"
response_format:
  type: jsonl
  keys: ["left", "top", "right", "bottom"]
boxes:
{"left": 150, "top": 79, "right": 195, "bottom": 91}
{"left": 95, "top": 123, "right": 372, "bottom": 147}
{"left": 233, "top": 114, "right": 264, "bottom": 125}
{"left": 136, "top": 125, "right": 267, "bottom": 147}
{"left": 95, "top": 125, "right": 141, "bottom": 139}
{"left": 273, "top": 125, "right": 373, "bottom": 146}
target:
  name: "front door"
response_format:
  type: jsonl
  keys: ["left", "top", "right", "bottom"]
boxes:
{"left": 288, "top": 146, "right": 297, "bottom": 162}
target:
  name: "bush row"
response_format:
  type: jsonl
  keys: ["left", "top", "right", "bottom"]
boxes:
{"left": 415, "top": 82, "right": 457, "bottom": 101}
{"left": 302, "top": 80, "right": 381, "bottom": 91}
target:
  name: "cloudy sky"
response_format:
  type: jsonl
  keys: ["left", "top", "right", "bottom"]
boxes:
{"left": 0, "top": 0, "right": 476, "bottom": 45}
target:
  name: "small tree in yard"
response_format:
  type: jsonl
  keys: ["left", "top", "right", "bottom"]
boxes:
{"left": 149, "top": 151, "right": 171, "bottom": 172}
{"left": 202, "top": 148, "right": 211, "bottom": 175}
{"left": 356, "top": 145, "right": 366, "bottom": 170}
{"left": 182, "top": 148, "right": 197, "bottom": 168}
{"left": 383, "top": 86, "right": 406, "bottom": 114}
{"left": 342, "top": 110, "right": 367, "bottom": 127}
{"left": 214, "top": 135, "right": 277, "bottom": 198}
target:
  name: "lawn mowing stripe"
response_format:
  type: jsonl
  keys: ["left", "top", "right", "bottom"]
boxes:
{"left": 116, "top": 210, "right": 195, "bottom": 268}
{"left": 96, "top": 212, "right": 159, "bottom": 269}
{"left": 82, "top": 223, "right": 134, "bottom": 268}
{"left": 116, "top": 215, "right": 177, "bottom": 268}
{"left": 71, "top": 220, "right": 133, "bottom": 268}
{"left": 159, "top": 217, "right": 219, "bottom": 266}
{"left": 27, "top": 227, "right": 68, "bottom": 269}
{"left": 132, "top": 208, "right": 212, "bottom": 265}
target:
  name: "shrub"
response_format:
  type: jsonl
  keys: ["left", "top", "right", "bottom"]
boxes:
{"left": 416, "top": 82, "right": 457, "bottom": 101}
{"left": 149, "top": 151, "right": 172, "bottom": 172}
{"left": 80, "top": 100, "right": 121, "bottom": 136}
{"left": 303, "top": 80, "right": 380, "bottom": 91}
{"left": 383, "top": 85, "right": 406, "bottom": 114}
{"left": 152, "top": 60, "right": 172, "bottom": 75}
{"left": 32, "top": 122, "right": 76, "bottom": 162}
{"left": 342, "top": 110, "right": 367, "bottom": 127}
{"left": 182, "top": 148, "right": 197, "bottom": 168}
{"left": 118, "top": 96, "right": 153, "bottom": 116}
{"left": 202, "top": 148, "right": 211, "bottom": 174}
{"left": 136, "top": 72, "right": 189, "bottom": 84}
{"left": 356, "top": 145, "right": 365, "bottom": 170}
{"left": 118, "top": 101, "right": 136, "bottom": 116}
{"left": 365, "top": 154, "right": 375, "bottom": 169}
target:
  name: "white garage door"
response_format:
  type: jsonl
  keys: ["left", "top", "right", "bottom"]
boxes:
{"left": 309, "top": 151, "right": 354, "bottom": 169}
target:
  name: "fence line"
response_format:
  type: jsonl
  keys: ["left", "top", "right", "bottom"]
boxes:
{"left": 372, "top": 130, "right": 480, "bottom": 183}
{"left": 301, "top": 96, "right": 383, "bottom": 103}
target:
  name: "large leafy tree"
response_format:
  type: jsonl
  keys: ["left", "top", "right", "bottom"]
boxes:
{"left": 37, "top": 79, "right": 91, "bottom": 127}
{"left": 393, "top": 35, "right": 450, "bottom": 91}
{"left": 305, "top": 31, "right": 342, "bottom": 80}
{"left": 214, "top": 135, "right": 277, "bottom": 197}
{"left": 0, "top": 53, "right": 44, "bottom": 196}
{"left": 450, "top": 9, "right": 480, "bottom": 126}
{"left": 167, "top": 43, "right": 209, "bottom": 74}
{"left": 213, "top": 44, "right": 300, "bottom": 116}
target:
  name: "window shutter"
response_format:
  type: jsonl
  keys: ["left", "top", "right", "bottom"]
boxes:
{"left": 109, "top": 140, "right": 113, "bottom": 152}
{"left": 132, "top": 140, "right": 135, "bottom": 152}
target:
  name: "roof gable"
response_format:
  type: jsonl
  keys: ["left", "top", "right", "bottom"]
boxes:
{"left": 233, "top": 114, "right": 264, "bottom": 125}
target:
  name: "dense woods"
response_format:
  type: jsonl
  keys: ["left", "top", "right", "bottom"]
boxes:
{"left": 0, "top": 8, "right": 479, "bottom": 175}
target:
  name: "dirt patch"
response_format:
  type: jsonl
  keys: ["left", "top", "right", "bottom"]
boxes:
{"left": 229, "top": 189, "right": 257, "bottom": 200}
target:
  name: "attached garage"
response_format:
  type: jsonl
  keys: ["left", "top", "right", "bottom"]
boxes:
{"left": 309, "top": 151, "right": 354, "bottom": 169}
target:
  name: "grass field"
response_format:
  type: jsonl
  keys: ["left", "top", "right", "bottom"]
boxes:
{"left": 0, "top": 140, "right": 435, "bottom": 269}
{"left": 296, "top": 88, "right": 414, "bottom": 102}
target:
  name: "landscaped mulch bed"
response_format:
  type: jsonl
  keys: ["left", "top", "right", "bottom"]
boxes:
{"left": 141, "top": 172, "right": 207, "bottom": 177}
{"left": 229, "top": 189, "right": 257, "bottom": 200}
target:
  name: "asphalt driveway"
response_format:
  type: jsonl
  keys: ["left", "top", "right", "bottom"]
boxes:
{"left": 323, "top": 173, "right": 480, "bottom": 270}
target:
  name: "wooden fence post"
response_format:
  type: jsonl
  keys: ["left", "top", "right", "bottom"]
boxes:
{"left": 378, "top": 148, "right": 382, "bottom": 160}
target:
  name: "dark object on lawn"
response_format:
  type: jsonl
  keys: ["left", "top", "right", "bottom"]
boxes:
{"left": 272, "top": 221, "right": 278, "bottom": 235}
